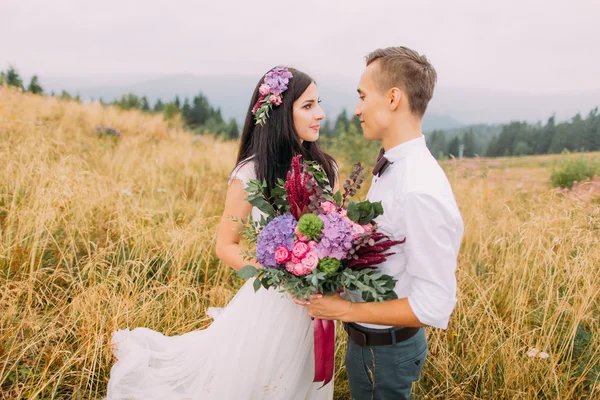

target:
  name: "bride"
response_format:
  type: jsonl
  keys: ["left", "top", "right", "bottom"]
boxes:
{"left": 105, "top": 66, "right": 339, "bottom": 399}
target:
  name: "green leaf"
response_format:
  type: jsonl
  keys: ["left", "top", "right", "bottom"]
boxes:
{"left": 373, "top": 201, "right": 384, "bottom": 216}
{"left": 271, "top": 186, "right": 286, "bottom": 198}
{"left": 369, "top": 271, "right": 383, "bottom": 280}
{"left": 262, "top": 278, "right": 271, "bottom": 289}
{"left": 245, "top": 194, "right": 276, "bottom": 217}
{"left": 347, "top": 202, "right": 360, "bottom": 223}
{"left": 383, "top": 291, "right": 398, "bottom": 300}
{"left": 238, "top": 265, "right": 259, "bottom": 279}
{"left": 359, "top": 208, "right": 375, "bottom": 225}
{"left": 362, "top": 291, "right": 375, "bottom": 302}
{"left": 253, "top": 277, "right": 263, "bottom": 292}
{"left": 358, "top": 201, "right": 371, "bottom": 213}
{"left": 333, "top": 190, "right": 342, "bottom": 205}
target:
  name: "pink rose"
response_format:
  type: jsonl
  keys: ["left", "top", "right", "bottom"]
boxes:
{"left": 301, "top": 251, "right": 319, "bottom": 271}
{"left": 363, "top": 223, "right": 373, "bottom": 233}
{"left": 297, "top": 233, "right": 309, "bottom": 242}
{"left": 270, "top": 95, "right": 282, "bottom": 105}
{"left": 295, "top": 226, "right": 309, "bottom": 242}
{"left": 286, "top": 261, "right": 308, "bottom": 276}
{"left": 285, "top": 261, "right": 298, "bottom": 275}
{"left": 308, "top": 240, "right": 317, "bottom": 250}
{"left": 259, "top": 83, "right": 271, "bottom": 96}
{"left": 339, "top": 209, "right": 348, "bottom": 218}
{"left": 292, "top": 255, "right": 302, "bottom": 264}
{"left": 352, "top": 223, "right": 365, "bottom": 237}
{"left": 274, "top": 246, "right": 291, "bottom": 264}
{"left": 292, "top": 241, "right": 309, "bottom": 258}
{"left": 320, "top": 201, "right": 337, "bottom": 214}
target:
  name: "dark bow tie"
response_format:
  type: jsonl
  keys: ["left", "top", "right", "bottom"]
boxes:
{"left": 372, "top": 148, "right": 392, "bottom": 177}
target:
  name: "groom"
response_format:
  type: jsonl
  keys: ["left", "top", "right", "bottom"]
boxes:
{"left": 296, "top": 46, "right": 464, "bottom": 399}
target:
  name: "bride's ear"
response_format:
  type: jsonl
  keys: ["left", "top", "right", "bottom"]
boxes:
{"left": 388, "top": 88, "right": 402, "bottom": 111}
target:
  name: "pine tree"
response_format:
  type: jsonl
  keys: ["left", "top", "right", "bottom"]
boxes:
{"left": 141, "top": 96, "right": 150, "bottom": 111}
{"left": 27, "top": 75, "right": 44, "bottom": 94}
{"left": 181, "top": 98, "right": 191, "bottom": 123}
{"left": 334, "top": 110, "right": 349, "bottom": 135}
{"left": 582, "top": 107, "right": 600, "bottom": 151}
{"left": 447, "top": 136, "right": 460, "bottom": 158}
{"left": 427, "top": 130, "right": 447, "bottom": 159}
{"left": 154, "top": 99, "right": 164, "bottom": 112}
{"left": 462, "top": 130, "right": 476, "bottom": 157}
{"left": 226, "top": 118, "right": 239, "bottom": 140}
{"left": 534, "top": 116, "right": 555, "bottom": 154}
{"left": 320, "top": 119, "right": 333, "bottom": 138}
{"left": 60, "top": 90, "right": 72, "bottom": 101}
{"left": 5, "top": 66, "right": 23, "bottom": 89}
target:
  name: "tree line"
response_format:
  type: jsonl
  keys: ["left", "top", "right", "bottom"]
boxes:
{"left": 0, "top": 66, "right": 238, "bottom": 140}
{"left": 3, "top": 66, "right": 599, "bottom": 156}
{"left": 321, "top": 108, "right": 600, "bottom": 159}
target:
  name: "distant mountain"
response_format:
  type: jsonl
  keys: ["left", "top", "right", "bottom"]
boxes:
{"left": 428, "top": 86, "right": 600, "bottom": 124}
{"left": 41, "top": 74, "right": 464, "bottom": 132}
{"left": 40, "top": 74, "right": 600, "bottom": 132}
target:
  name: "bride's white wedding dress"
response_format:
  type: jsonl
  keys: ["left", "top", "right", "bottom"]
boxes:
{"left": 105, "top": 160, "right": 334, "bottom": 399}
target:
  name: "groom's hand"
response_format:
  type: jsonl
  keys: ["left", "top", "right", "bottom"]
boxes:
{"left": 294, "top": 293, "right": 353, "bottom": 321}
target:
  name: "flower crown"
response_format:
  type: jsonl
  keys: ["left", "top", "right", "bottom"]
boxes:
{"left": 252, "top": 67, "right": 294, "bottom": 126}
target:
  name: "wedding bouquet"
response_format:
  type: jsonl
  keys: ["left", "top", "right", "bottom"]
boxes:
{"left": 237, "top": 155, "right": 402, "bottom": 302}
{"left": 235, "top": 155, "right": 403, "bottom": 386}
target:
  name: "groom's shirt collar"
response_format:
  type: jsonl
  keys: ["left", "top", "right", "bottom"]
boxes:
{"left": 383, "top": 135, "right": 428, "bottom": 163}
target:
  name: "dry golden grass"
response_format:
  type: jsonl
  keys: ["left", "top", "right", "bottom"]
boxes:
{"left": 1, "top": 88, "right": 599, "bottom": 399}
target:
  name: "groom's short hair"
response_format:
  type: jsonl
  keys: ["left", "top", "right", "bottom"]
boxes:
{"left": 366, "top": 46, "right": 437, "bottom": 117}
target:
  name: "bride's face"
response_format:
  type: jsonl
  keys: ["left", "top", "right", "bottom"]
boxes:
{"left": 293, "top": 82, "right": 325, "bottom": 143}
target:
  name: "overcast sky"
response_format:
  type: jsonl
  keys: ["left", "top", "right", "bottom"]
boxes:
{"left": 2, "top": 0, "right": 599, "bottom": 93}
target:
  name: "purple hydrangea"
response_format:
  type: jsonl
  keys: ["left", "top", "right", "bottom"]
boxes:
{"left": 256, "top": 214, "right": 297, "bottom": 268}
{"left": 315, "top": 213, "right": 354, "bottom": 260}
{"left": 264, "top": 67, "right": 293, "bottom": 96}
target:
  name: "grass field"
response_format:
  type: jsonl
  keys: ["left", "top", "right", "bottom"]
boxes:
{"left": 1, "top": 88, "right": 599, "bottom": 399}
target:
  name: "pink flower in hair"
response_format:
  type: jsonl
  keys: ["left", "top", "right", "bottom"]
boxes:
{"left": 270, "top": 95, "right": 282, "bottom": 105}
{"left": 259, "top": 83, "right": 271, "bottom": 96}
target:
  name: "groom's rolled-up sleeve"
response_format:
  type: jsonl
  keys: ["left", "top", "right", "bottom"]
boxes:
{"left": 402, "top": 192, "right": 462, "bottom": 329}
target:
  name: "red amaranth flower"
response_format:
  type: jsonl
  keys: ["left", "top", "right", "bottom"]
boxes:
{"left": 285, "top": 155, "right": 314, "bottom": 220}
{"left": 345, "top": 234, "right": 406, "bottom": 269}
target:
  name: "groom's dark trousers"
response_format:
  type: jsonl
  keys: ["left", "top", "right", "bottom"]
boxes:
{"left": 344, "top": 323, "right": 427, "bottom": 400}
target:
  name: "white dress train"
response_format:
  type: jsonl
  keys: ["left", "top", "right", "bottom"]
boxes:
{"left": 105, "top": 160, "right": 334, "bottom": 399}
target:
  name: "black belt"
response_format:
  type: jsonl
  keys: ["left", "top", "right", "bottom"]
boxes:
{"left": 343, "top": 322, "right": 419, "bottom": 347}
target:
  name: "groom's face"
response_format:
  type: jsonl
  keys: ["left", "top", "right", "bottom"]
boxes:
{"left": 354, "top": 62, "right": 392, "bottom": 141}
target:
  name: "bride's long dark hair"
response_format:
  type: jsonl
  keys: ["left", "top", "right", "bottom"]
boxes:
{"left": 234, "top": 67, "right": 337, "bottom": 199}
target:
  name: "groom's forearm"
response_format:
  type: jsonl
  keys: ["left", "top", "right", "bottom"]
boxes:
{"left": 343, "top": 298, "right": 427, "bottom": 328}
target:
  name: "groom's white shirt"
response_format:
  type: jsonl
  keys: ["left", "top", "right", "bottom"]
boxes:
{"left": 349, "top": 135, "right": 464, "bottom": 330}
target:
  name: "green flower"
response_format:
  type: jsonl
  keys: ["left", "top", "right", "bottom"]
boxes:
{"left": 318, "top": 257, "right": 342, "bottom": 277}
{"left": 297, "top": 213, "right": 323, "bottom": 241}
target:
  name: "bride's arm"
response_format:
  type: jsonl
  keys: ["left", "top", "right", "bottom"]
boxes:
{"left": 215, "top": 179, "right": 262, "bottom": 271}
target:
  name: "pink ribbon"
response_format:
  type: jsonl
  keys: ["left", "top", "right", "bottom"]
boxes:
{"left": 313, "top": 318, "right": 335, "bottom": 387}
